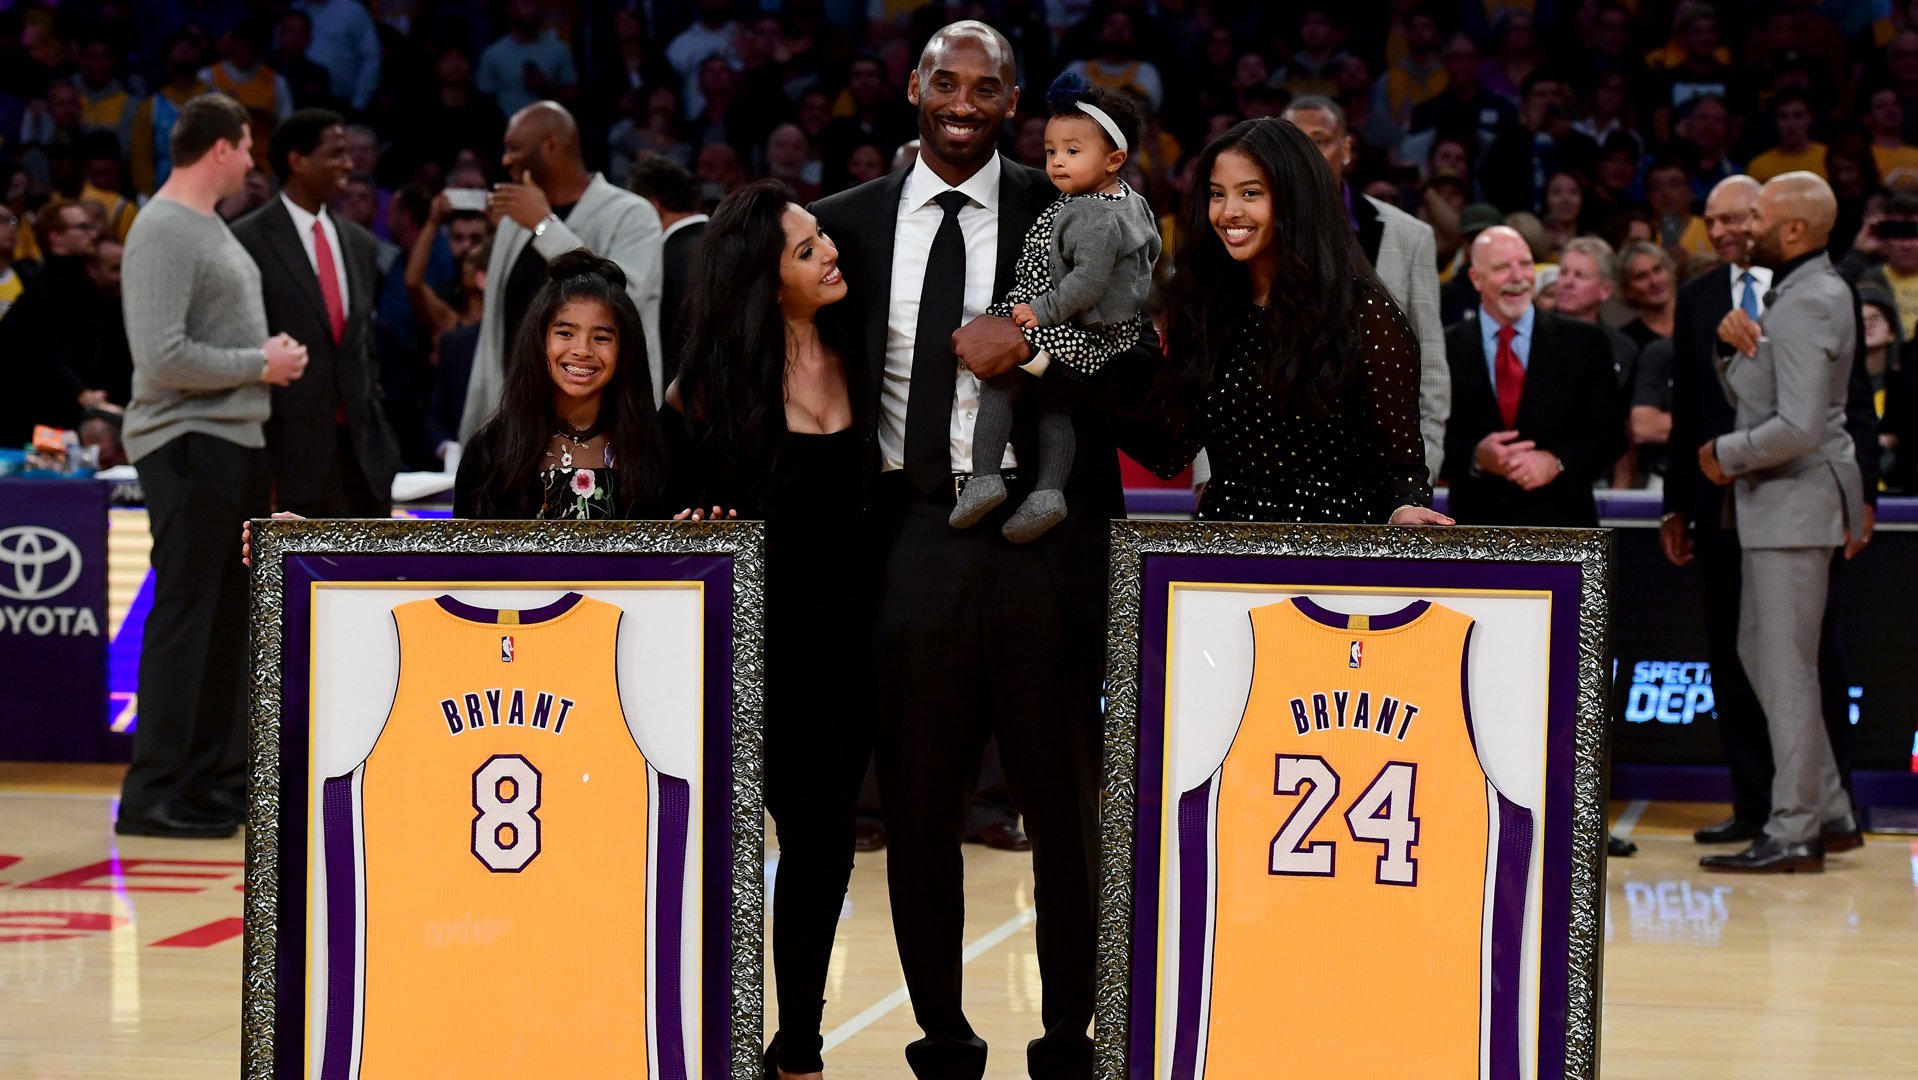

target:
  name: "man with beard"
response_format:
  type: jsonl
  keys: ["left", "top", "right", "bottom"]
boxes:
{"left": 1698, "top": 173, "right": 1868, "bottom": 873}
{"left": 233, "top": 108, "right": 398, "bottom": 518}
{"left": 809, "top": 21, "right": 1156, "bottom": 1080}
{"left": 459, "top": 100, "right": 664, "bottom": 437}
{"left": 1442, "top": 225, "right": 1622, "bottom": 527}
{"left": 1667, "top": 174, "right": 1880, "bottom": 853}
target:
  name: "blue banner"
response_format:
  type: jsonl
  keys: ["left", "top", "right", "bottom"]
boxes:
{"left": 0, "top": 478, "right": 109, "bottom": 761}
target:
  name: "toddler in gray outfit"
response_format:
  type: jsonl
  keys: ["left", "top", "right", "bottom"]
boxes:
{"left": 955, "top": 75, "right": 1162, "bottom": 541}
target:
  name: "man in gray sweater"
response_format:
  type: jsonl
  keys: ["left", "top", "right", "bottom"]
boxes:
{"left": 119, "top": 93, "right": 309, "bottom": 839}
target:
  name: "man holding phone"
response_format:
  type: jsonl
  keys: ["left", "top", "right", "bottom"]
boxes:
{"left": 1865, "top": 194, "right": 1918, "bottom": 336}
{"left": 458, "top": 101, "right": 664, "bottom": 440}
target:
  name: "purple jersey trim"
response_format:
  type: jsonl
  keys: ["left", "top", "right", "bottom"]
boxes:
{"left": 1170, "top": 779, "right": 1213, "bottom": 1078}
{"left": 319, "top": 774, "right": 358, "bottom": 1080}
{"left": 1490, "top": 792, "right": 1534, "bottom": 1080}
{"left": 1291, "top": 595, "right": 1431, "bottom": 631}
{"left": 1460, "top": 621, "right": 1481, "bottom": 754}
{"left": 654, "top": 773, "right": 691, "bottom": 1080}
{"left": 433, "top": 591, "right": 583, "bottom": 625}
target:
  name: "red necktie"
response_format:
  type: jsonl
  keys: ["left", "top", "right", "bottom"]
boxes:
{"left": 312, "top": 219, "right": 345, "bottom": 345}
{"left": 1495, "top": 324, "right": 1524, "bottom": 428}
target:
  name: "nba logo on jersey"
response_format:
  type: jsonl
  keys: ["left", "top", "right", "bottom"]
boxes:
{"left": 1348, "top": 640, "right": 1362, "bottom": 668}
{"left": 501, "top": 635, "right": 514, "bottom": 663}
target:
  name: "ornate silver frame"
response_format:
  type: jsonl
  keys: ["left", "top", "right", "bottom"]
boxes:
{"left": 1095, "top": 520, "right": 1612, "bottom": 1080}
{"left": 244, "top": 518, "right": 766, "bottom": 1079}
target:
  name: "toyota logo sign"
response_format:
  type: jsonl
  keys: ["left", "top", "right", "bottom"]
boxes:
{"left": 0, "top": 525, "right": 84, "bottom": 602}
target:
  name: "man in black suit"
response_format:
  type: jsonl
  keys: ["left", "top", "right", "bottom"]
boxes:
{"left": 1442, "top": 225, "right": 1623, "bottom": 527}
{"left": 234, "top": 109, "right": 398, "bottom": 518}
{"left": 1664, "top": 174, "right": 1881, "bottom": 848}
{"left": 627, "top": 155, "right": 707, "bottom": 383}
{"left": 810, "top": 21, "right": 1154, "bottom": 1080}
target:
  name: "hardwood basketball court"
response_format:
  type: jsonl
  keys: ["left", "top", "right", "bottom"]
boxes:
{"left": 0, "top": 764, "right": 1913, "bottom": 1077}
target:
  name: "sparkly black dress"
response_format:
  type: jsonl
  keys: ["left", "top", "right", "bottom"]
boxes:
{"left": 1134, "top": 279, "right": 1431, "bottom": 524}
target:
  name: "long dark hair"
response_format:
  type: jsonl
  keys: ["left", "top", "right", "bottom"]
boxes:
{"left": 467, "top": 250, "right": 667, "bottom": 518}
{"left": 1159, "top": 118, "right": 1384, "bottom": 421}
{"left": 675, "top": 178, "right": 851, "bottom": 508}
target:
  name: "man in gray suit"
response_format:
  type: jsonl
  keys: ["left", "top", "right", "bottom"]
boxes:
{"left": 1699, "top": 172, "right": 1866, "bottom": 874}
{"left": 1286, "top": 96, "right": 1448, "bottom": 478}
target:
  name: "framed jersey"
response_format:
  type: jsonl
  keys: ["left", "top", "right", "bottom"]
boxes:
{"left": 242, "top": 520, "right": 766, "bottom": 1080}
{"left": 1097, "top": 522, "right": 1612, "bottom": 1080}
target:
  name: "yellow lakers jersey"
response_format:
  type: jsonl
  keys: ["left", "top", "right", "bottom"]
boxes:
{"left": 310, "top": 593, "right": 691, "bottom": 1079}
{"left": 1162, "top": 597, "right": 1532, "bottom": 1079}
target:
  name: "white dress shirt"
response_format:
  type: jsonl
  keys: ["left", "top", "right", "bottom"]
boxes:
{"left": 882, "top": 153, "right": 1016, "bottom": 473}
{"left": 661, "top": 212, "right": 709, "bottom": 243}
{"left": 280, "top": 194, "right": 350, "bottom": 314}
{"left": 1729, "top": 264, "right": 1772, "bottom": 319}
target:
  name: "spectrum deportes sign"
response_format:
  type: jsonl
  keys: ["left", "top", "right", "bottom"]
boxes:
{"left": 1622, "top": 661, "right": 1715, "bottom": 726}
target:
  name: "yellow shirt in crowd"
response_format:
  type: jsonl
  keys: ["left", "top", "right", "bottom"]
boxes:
{"left": 1872, "top": 143, "right": 1918, "bottom": 189}
{"left": 1748, "top": 143, "right": 1829, "bottom": 182}
{"left": 1882, "top": 265, "right": 1918, "bottom": 339}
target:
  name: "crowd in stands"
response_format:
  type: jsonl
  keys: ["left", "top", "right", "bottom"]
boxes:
{"left": 0, "top": 0, "right": 1912, "bottom": 491}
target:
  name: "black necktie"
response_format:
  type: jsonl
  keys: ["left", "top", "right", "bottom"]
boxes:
{"left": 906, "top": 190, "right": 970, "bottom": 493}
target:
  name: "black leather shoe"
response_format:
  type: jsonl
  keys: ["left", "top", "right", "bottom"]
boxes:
{"left": 1821, "top": 819, "right": 1865, "bottom": 853}
{"left": 1700, "top": 836, "right": 1824, "bottom": 873}
{"left": 1693, "top": 816, "right": 1764, "bottom": 844}
{"left": 115, "top": 804, "right": 240, "bottom": 839}
{"left": 1607, "top": 834, "right": 1636, "bottom": 857}
{"left": 853, "top": 821, "right": 886, "bottom": 852}
{"left": 971, "top": 823, "right": 1032, "bottom": 852}
{"left": 199, "top": 785, "right": 247, "bottom": 820}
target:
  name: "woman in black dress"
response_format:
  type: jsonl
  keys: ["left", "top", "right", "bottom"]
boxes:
{"left": 665, "top": 179, "right": 869, "bottom": 1080}
{"left": 455, "top": 250, "right": 670, "bottom": 520}
{"left": 1137, "top": 119, "right": 1452, "bottom": 527}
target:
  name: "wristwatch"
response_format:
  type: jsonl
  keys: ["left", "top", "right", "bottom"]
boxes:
{"left": 532, "top": 214, "right": 557, "bottom": 239}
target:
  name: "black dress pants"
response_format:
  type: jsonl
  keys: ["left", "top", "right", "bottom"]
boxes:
{"left": 763, "top": 531, "right": 874, "bottom": 1072}
{"left": 1695, "top": 517, "right": 1854, "bottom": 824}
{"left": 122, "top": 434, "right": 270, "bottom": 818}
{"left": 872, "top": 482, "right": 1100, "bottom": 1080}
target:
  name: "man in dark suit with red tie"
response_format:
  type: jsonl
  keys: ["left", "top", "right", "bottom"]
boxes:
{"left": 810, "top": 21, "right": 1155, "bottom": 1080}
{"left": 1442, "top": 225, "right": 1623, "bottom": 527}
{"left": 233, "top": 108, "right": 398, "bottom": 517}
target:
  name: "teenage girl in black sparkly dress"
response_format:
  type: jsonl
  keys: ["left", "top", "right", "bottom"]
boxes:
{"left": 1130, "top": 119, "right": 1452, "bottom": 527}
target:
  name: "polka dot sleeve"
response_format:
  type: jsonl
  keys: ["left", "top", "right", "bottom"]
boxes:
{"left": 1356, "top": 280, "right": 1434, "bottom": 519}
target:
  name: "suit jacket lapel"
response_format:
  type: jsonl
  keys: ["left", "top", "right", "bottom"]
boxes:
{"left": 263, "top": 200, "right": 334, "bottom": 336}
{"left": 341, "top": 225, "right": 372, "bottom": 326}
{"left": 1458, "top": 320, "right": 1497, "bottom": 419}
{"left": 862, "top": 170, "right": 906, "bottom": 409}
{"left": 1515, "top": 316, "right": 1554, "bottom": 429}
{"left": 994, "top": 161, "right": 1040, "bottom": 299}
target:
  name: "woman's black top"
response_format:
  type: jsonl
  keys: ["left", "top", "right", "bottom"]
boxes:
{"left": 1130, "top": 279, "right": 1431, "bottom": 524}
{"left": 452, "top": 433, "right": 665, "bottom": 520}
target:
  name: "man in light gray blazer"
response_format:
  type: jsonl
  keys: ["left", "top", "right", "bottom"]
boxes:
{"left": 1699, "top": 172, "right": 1866, "bottom": 874}
{"left": 1287, "top": 97, "right": 1447, "bottom": 478}
{"left": 459, "top": 101, "right": 664, "bottom": 441}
